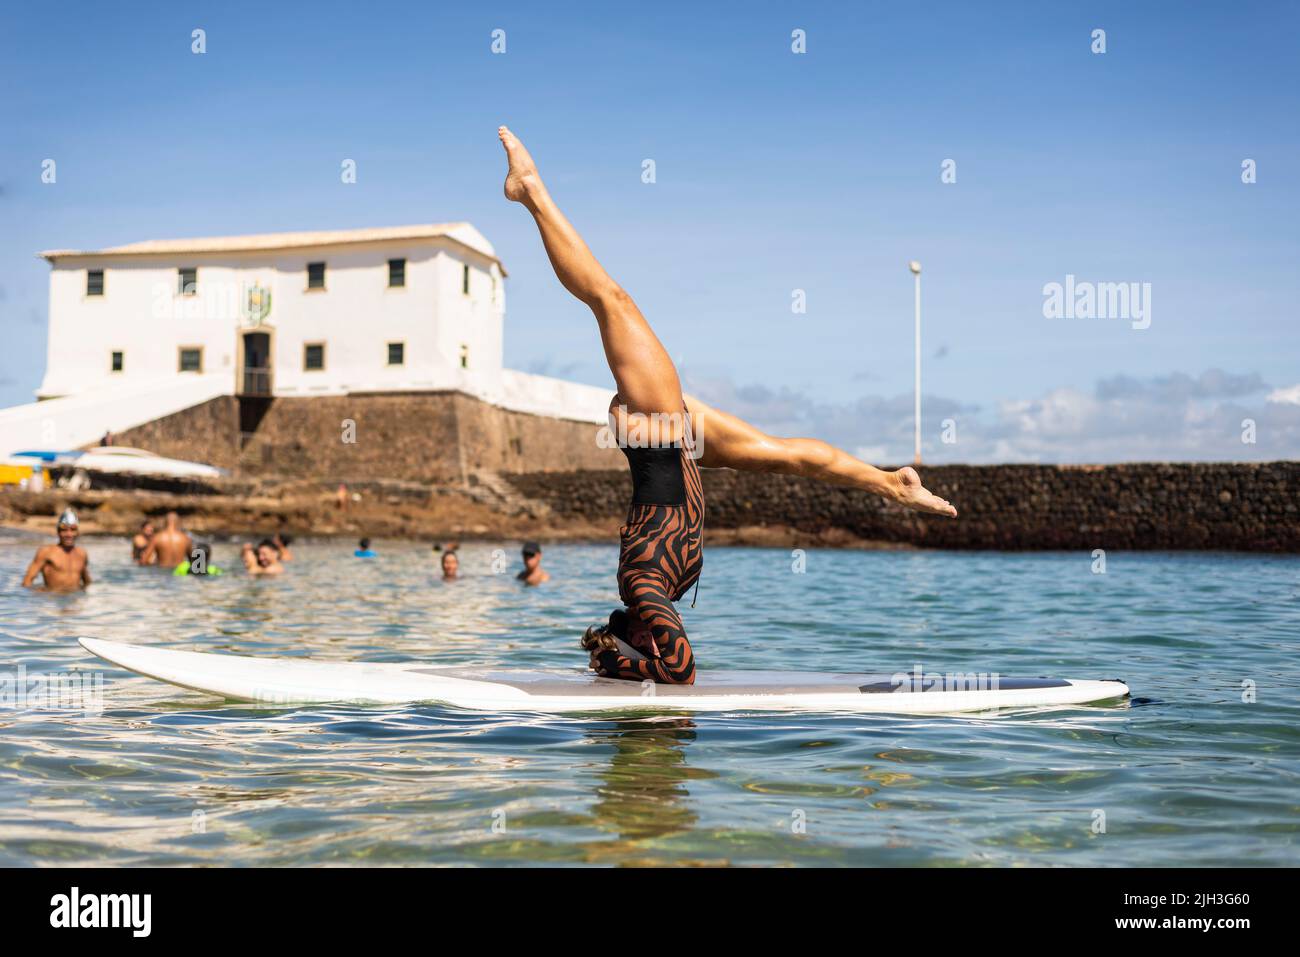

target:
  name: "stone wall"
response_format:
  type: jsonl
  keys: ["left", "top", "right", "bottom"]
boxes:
{"left": 110, "top": 396, "right": 243, "bottom": 470}
{"left": 102, "top": 397, "right": 1299, "bottom": 551}
{"left": 450, "top": 392, "right": 618, "bottom": 476}
{"left": 506, "top": 461, "right": 1300, "bottom": 552}
{"left": 111, "top": 391, "right": 620, "bottom": 483}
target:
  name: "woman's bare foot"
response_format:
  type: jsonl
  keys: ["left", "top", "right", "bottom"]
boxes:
{"left": 893, "top": 466, "right": 958, "bottom": 517}
{"left": 498, "top": 125, "right": 546, "bottom": 205}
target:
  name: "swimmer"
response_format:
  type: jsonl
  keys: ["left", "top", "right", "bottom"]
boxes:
{"left": 174, "top": 542, "right": 224, "bottom": 576}
{"left": 354, "top": 537, "right": 376, "bottom": 558}
{"left": 131, "top": 519, "right": 156, "bottom": 563}
{"left": 241, "top": 539, "right": 284, "bottom": 576}
{"left": 440, "top": 549, "right": 459, "bottom": 581}
{"left": 140, "top": 511, "right": 192, "bottom": 567}
{"left": 273, "top": 532, "right": 294, "bottom": 562}
{"left": 22, "top": 508, "right": 92, "bottom": 591}
{"left": 516, "top": 541, "right": 550, "bottom": 586}
{"left": 498, "top": 126, "right": 957, "bottom": 685}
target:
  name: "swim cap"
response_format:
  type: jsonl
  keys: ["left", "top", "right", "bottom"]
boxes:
{"left": 57, "top": 508, "right": 79, "bottom": 528}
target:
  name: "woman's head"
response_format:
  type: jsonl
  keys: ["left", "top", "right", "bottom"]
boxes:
{"left": 581, "top": 608, "right": 630, "bottom": 652}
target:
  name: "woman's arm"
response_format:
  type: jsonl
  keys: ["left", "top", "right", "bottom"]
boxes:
{"left": 593, "top": 571, "right": 696, "bottom": 685}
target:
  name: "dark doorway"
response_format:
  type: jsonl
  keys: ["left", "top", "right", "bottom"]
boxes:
{"left": 241, "top": 332, "right": 271, "bottom": 396}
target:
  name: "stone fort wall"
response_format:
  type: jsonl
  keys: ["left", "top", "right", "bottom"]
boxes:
{"left": 507, "top": 461, "right": 1299, "bottom": 552}
{"left": 112, "top": 391, "right": 621, "bottom": 483}
{"left": 110, "top": 396, "right": 1297, "bottom": 550}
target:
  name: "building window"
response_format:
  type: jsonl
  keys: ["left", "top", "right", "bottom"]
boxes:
{"left": 304, "top": 342, "right": 325, "bottom": 371}
{"left": 178, "top": 267, "right": 197, "bottom": 296}
{"left": 307, "top": 262, "right": 326, "bottom": 290}
{"left": 459, "top": 344, "right": 468, "bottom": 369}
{"left": 462, "top": 263, "right": 470, "bottom": 295}
{"left": 178, "top": 347, "right": 203, "bottom": 373}
{"left": 87, "top": 270, "right": 104, "bottom": 296}
{"left": 388, "top": 258, "right": 406, "bottom": 288}
{"left": 110, "top": 351, "right": 124, "bottom": 373}
{"left": 387, "top": 342, "right": 404, "bottom": 366}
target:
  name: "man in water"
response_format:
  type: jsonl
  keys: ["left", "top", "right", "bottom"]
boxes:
{"left": 174, "top": 543, "right": 224, "bottom": 576}
{"left": 516, "top": 541, "right": 550, "bottom": 585}
{"left": 440, "top": 550, "right": 459, "bottom": 581}
{"left": 241, "top": 540, "right": 284, "bottom": 576}
{"left": 22, "top": 509, "right": 92, "bottom": 591}
{"left": 498, "top": 126, "right": 956, "bottom": 684}
{"left": 140, "top": 511, "right": 192, "bottom": 567}
{"left": 131, "top": 519, "right": 156, "bottom": 563}
{"left": 355, "top": 537, "right": 376, "bottom": 558}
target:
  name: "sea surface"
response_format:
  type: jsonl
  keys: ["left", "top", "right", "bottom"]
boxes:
{"left": 1, "top": 533, "right": 1297, "bottom": 867}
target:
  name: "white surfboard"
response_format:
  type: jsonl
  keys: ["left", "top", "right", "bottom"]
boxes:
{"left": 79, "top": 638, "right": 1129, "bottom": 715}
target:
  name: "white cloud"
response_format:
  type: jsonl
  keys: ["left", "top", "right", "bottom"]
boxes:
{"left": 1267, "top": 383, "right": 1300, "bottom": 406}
{"left": 853, "top": 445, "right": 891, "bottom": 463}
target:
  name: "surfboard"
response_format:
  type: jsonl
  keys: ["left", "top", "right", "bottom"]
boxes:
{"left": 79, "top": 638, "right": 1129, "bottom": 714}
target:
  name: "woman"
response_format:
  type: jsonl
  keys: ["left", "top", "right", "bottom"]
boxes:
{"left": 499, "top": 127, "right": 957, "bottom": 685}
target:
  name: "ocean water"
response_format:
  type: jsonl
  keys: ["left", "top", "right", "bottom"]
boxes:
{"left": 1, "top": 533, "right": 1297, "bottom": 867}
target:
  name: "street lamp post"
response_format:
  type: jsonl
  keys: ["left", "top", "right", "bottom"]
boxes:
{"left": 908, "top": 260, "right": 922, "bottom": 466}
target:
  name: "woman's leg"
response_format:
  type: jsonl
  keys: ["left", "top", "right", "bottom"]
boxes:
{"left": 686, "top": 394, "right": 958, "bottom": 517}
{"left": 499, "top": 126, "right": 682, "bottom": 421}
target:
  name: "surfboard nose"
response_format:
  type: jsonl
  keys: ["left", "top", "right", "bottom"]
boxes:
{"left": 79, "top": 636, "right": 119, "bottom": 660}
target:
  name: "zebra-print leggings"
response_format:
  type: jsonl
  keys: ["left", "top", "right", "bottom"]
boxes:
{"left": 594, "top": 432, "right": 704, "bottom": 685}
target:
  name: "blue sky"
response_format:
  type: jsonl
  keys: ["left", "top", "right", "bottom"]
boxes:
{"left": 2, "top": 1, "right": 1297, "bottom": 462}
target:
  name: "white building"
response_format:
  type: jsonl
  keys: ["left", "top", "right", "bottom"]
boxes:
{"left": 1, "top": 224, "right": 610, "bottom": 455}
{"left": 42, "top": 223, "right": 505, "bottom": 401}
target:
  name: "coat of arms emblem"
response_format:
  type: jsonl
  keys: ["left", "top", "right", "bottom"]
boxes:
{"left": 241, "top": 282, "right": 273, "bottom": 326}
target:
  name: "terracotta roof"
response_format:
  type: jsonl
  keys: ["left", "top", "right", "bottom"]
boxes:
{"left": 40, "top": 223, "right": 505, "bottom": 273}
